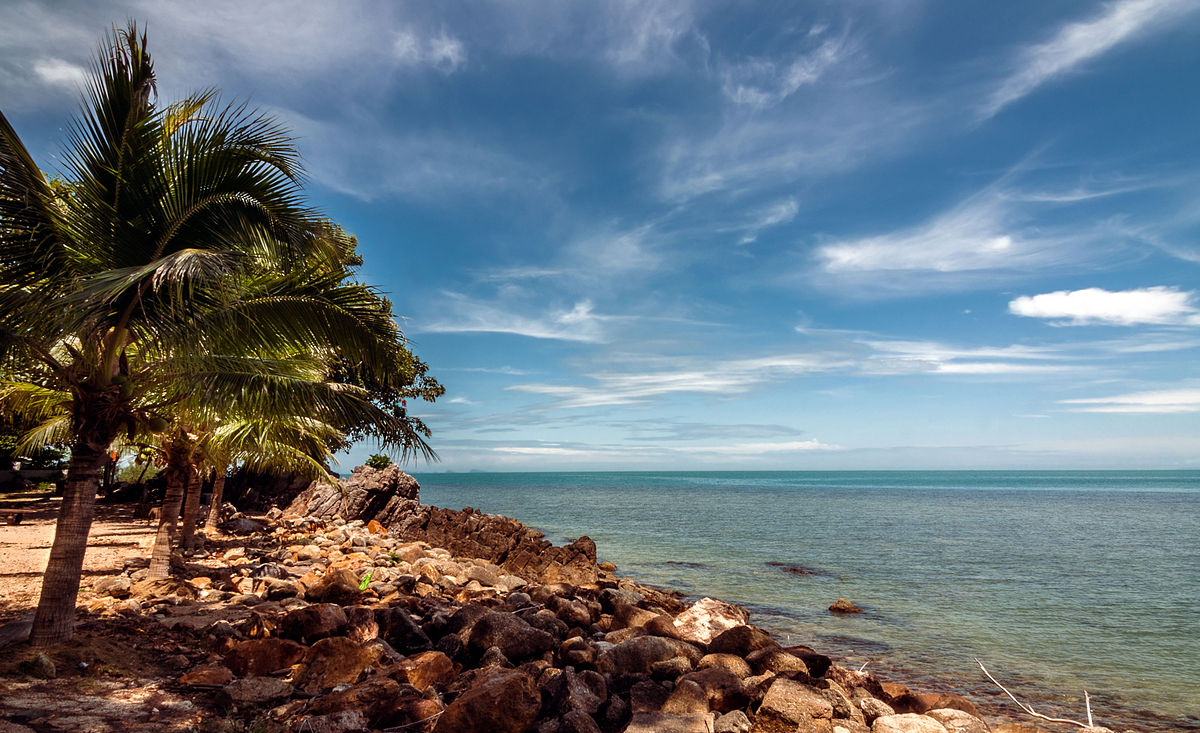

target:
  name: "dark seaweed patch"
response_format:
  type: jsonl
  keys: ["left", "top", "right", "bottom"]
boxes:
{"left": 661, "top": 560, "right": 707, "bottom": 569}
{"left": 765, "top": 561, "right": 835, "bottom": 578}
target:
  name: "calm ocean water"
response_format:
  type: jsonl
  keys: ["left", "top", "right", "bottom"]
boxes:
{"left": 411, "top": 471, "right": 1200, "bottom": 731}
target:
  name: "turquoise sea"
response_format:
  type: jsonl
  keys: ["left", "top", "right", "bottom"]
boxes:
{"left": 411, "top": 471, "right": 1200, "bottom": 731}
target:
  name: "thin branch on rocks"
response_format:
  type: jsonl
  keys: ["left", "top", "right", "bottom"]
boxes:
{"left": 975, "top": 658, "right": 1094, "bottom": 729}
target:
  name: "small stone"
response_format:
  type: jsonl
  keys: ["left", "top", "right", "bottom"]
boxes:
{"left": 714, "top": 710, "right": 752, "bottom": 733}
{"left": 829, "top": 598, "right": 864, "bottom": 614}
{"left": 93, "top": 576, "right": 132, "bottom": 599}
{"left": 20, "top": 653, "right": 56, "bottom": 679}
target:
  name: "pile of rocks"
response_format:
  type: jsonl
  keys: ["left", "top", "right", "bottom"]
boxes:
{"left": 75, "top": 505, "right": 1095, "bottom": 733}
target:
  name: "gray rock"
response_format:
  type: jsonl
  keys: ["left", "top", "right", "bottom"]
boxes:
{"left": 714, "top": 710, "right": 752, "bottom": 733}
{"left": 925, "top": 708, "right": 990, "bottom": 733}
{"left": 221, "top": 676, "right": 294, "bottom": 706}
{"left": 872, "top": 714, "right": 950, "bottom": 733}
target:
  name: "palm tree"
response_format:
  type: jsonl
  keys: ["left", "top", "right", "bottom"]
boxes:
{"left": 0, "top": 24, "right": 425, "bottom": 644}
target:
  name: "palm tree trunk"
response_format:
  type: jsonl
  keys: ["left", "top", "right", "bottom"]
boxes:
{"left": 29, "top": 440, "right": 108, "bottom": 646}
{"left": 205, "top": 465, "right": 227, "bottom": 531}
{"left": 147, "top": 443, "right": 192, "bottom": 580}
{"left": 180, "top": 460, "right": 204, "bottom": 551}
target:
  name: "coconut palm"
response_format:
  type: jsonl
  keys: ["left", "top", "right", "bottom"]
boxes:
{"left": 0, "top": 24, "right": 425, "bottom": 645}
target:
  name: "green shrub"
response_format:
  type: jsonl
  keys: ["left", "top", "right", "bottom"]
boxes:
{"left": 364, "top": 453, "right": 392, "bottom": 469}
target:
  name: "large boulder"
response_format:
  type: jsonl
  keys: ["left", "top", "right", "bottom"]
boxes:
{"left": 222, "top": 638, "right": 306, "bottom": 676}
{"left": 708, "top": 625, "right": 779, "bottom": 657}
{"left": 673, "top": 597, "right": 750, "bottom": 645}
{"left": 597, "top": 635, "right": 704, "bottom": 676}
{"left": 466, "top": 611, "right": 556, "bottom": 661}
{"left": 305, "top": 567, "right": 363, "bottom": 605}
{"left": 434, "top": 668, "right": 540, "bottom": 733}
{"left": 278, "top": 603, "right": 348, "bottom": 643}
{"left": 753, "top": 678, "right": 834, "bottom": 732}
{"left": 293, "top": 637, "right": 376, "bottom": 694}
{"left": 285, "top": 464, "right": 420, "bottom": 524}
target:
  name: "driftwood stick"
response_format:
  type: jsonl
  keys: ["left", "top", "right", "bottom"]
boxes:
{"left": 975, "top": 658, "right": 1091, "bottom": 729}
{"left": 1086, "top": 690, "right": 1093, "bottom": 727}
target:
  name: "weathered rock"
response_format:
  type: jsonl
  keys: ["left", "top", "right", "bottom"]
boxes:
{"left": 19, "top": 653, "right": 55, "bottom": 679}
{"left": 305, "top": 567, "right": 362, "bottom": 605}
{"left": 393, "top": 650, "right": 456, "bottom": 691}
{"left": 295, "top": 710, "right": 369, "bottom": 733}
{"left": 715, "top": 710, "right": 753, "bottom": 733}
{"left": 557, "top": 710, "right": 603, "bottom": 733}
{"left": 872, "top": 714, "right": 949, "bottom": 733}
{"left": 909, "top": 694, "right": 983, "bottom": 720}
{"left": 222, "top": 638, "right": 306, "bottom": 676}
{"left": 624, "top": 712, "right": 716, "bottom": 733}
{"left": 558, "top": 636, "right": 597, "bottom": 667}
{"left": 784, "top": 646, "right": 833, "bottom": 678}
{"left": 543, "top": 667, "right": 608, "bottom": 717}
{"left": 286, "top": 464, "right": 420, "bottom": 524}
{"left": 698, "top": 653, "right": 753, "bottom": 678}
{"left": 829, "top": 598, "right": 863, "bottom": 614}
{"left": 377, "top": 606, "right": 433, "bottom": 652}
{"left": 990, "top": 726, "right": 1048, "bottom": 733}
{"left": 925, "top": 709, "right": 989, "bottom": 733}
{"left": 708, "top": 625, "right": 779, "bottom": 657}
{"left": 651, "top": 655, "right": 695, "bottom": 679}
{"left": 220, "top": 676, "right": 293, "bottom": 707}
{"left": 663, "top": 679, "right": 710, "bottom": 714}
{"left": 597, "top": 635, "right": 703, "bottom": 676}
{"left": 630, "top": 679, "right": 672, "bottom": 713}
{"left": 834, "top": 722, "right": 873, "bottom": 733}
{"left": 344, "top": 605, "right": 379, "bottom": 642}
{"left": 678, "top": 667, "right": 750, "bottom": 713}
{"left": 747, "top": 647, "right": 810, "bottom": 675}
{"left": 754, "top": 677, "right": 835, "bottom": 732}
{"left": 278, "top": 603, "right": 348, "bottom": 643}
{"left": 673, "top": 597, "right": 750, "bottom": 645}
{"left": 434, "top": 668, "right": 540, "bottom": 733}
{"left": 293, "top": 637, "right": 376, "bottom": 694}
{"left": 467, "top": 611, "right": 555, "bottom": 661}
{"left": 306, "top": 677, "right": 435, "bottom": 729}
{"left": 179, "top": 665, "right": 234, "bottom": 687}
{"left": 859, "top": 697, "right": 896, "bottom": 724}
{"left": 93, "top": 576, "right": 132, "bottom": 599}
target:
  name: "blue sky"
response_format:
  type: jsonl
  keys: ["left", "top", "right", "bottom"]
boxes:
{"left": 4, "top": 1, "right": 1199, "bottom": 470}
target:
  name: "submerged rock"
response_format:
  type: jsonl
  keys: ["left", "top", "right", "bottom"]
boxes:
{"left": 829, "top": 598, "right": 864, "bottom": 614}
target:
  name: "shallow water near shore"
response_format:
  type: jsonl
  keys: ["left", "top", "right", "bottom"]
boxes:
{"left": 412, "top": 470, "right": 1200, "bottom": 731}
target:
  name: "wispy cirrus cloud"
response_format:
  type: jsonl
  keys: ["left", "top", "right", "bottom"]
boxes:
{"left": 1009, "top": 287, "right": 1200, "bottom": 326}
{"left": 720, "top": 34, "right": 852, "bottom": 109}
{"left": 1060, "top": 387, "right": 1200, "bottom": 413}
{"left": 420, "top": 294, "right": 613, "bottom": 342}
{"left": 981, "top": 0, "right": 1198, "bottom": 119}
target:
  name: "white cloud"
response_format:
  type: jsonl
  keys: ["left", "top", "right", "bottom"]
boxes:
{"left": 394, "top": 28, "right": 467, "bottom": 73}
{"left": 692, "top": 439, "right": 841, "bottom": 454}
{"left": 860, "top": 339, "right": 1081, "bottom": 376}
{"left": 421, "top": 294, "right": 611, "bottom": 342}
{"left": 32, "top": 58, "right": 86, "bottom": 88}
{"left": 982, "top": 0, "right": 1198, "bottom": 118}
{"left": 1009, "top": 287, "right": 1200, "bottom": 326}
{"left": 1060, "top": 388, "right": 1200, "bottom": 413}
{"left": 738, "top": 198, "right": 799, "bottom": 245}
{"left": 509, "top": 353, "right": 849, "bottom": 408}
{"left": 721, "top": 36, "right": 850, "bottom": 109}
{"left": 448, "top": 396, "right": 476, "bottom": 405}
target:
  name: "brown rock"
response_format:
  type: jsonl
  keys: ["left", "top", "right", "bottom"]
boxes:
{"left": 179, "top": 664, "right": 234, "bottom": 687}
{"left": 829, "top": 598, "right": 863, "bottom": 614}
{"left": 558, "top": 710, "right": 603, "bottom": 733}
{"left": 678, "top": 666, "right": 750, "bottom": 712}
{"left": 366, "top": 519, "right": 388, "bottom": 535}
{"left": 394, "top": 650, "right": 456, "bottom": 691}
{"left": 434, "top": 668, "right": 540, "bottom": 733}
{"left": 625, "top": 712, "right": 716, "bottom": 732}
{"left": 708, "top": 625, "right": 779, "bottom": 657}
{"left": 630, "top": 678, "right": 671, "bottom": 713}
{"left": 279, "top": 603, "right": 348, "bottom": 643}
{"left": 663, "top": 679, "right": 710, "bottom": 714}
{"left": 747, "top": 647, "right": 810, "bottom": 676}
{"left": 597, "top": 635, "right": 704, "bottom": 676}
{"left": 698, "top": 653, "right": 753, "bottom": 678}
{"left": 223, "top": 638, "right": 306, "bottom": 676}
{"left": 543, "top": 667, "right": 607, "bottom": 717}
{"left": 344, "top": 605, "right": 379, "bottom": 642}
{"left": 305, "top": 567, "right": 363, "bottom": 605}
{"left": 467, "top": 611, "right": 556, "bottom": 661}
{"left": 285, "top": 464, "right": 420, "bottom": 523}
{"left": 293, "top": 636, "right": 375, "bottom": 694}
{"left": 307, "top": 678, "right": 437, "bottom": 729}
{"left": 377, "top": 606, "right": 433, "bottom": 652}
{"left": 860, "top": 697, "right": 897, "bottom": 724}
{"left": 754, "top": 678, "right": 834, "bottom": 732}
{"left": 991, "top": 726, "right": 1049, "bottom": 733}
{"left": 220, "top": 676, "right": 294, "bottom": 707}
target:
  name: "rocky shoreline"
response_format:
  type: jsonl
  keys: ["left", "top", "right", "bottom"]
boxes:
{"left": 0, "top": 466, "right": 1134, "bottom": 732}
